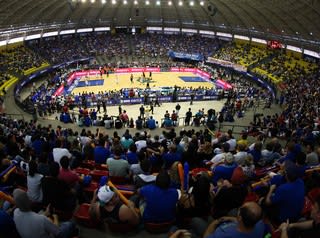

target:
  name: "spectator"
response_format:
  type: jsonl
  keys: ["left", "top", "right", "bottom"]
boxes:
{"left": 106, "top": 147, "right": 129, "bottom": 178}
{"left": 53, "top": 138, "right": 72, "bottom": 165}
{"left": 203, "top": 202, "right": 264, "bottom": 238}
{"left": 41, "top": 162, "right": 76, "bottom": 212}
{"left": 13, "top": 188, "right": 78, "bottom": 238}
{"left": 94, "top": 138, "right": 110, "bottom": 164}
{"left": 27, "top": 160, "right": 43, "bottom": 203}
{"left": 146, "top": 116, "right": 156, "bottom": 130}
{"left": 138, "top": 170, "right": 180, "bottom": 223}
{"left": 264, "top": 162, "right": 305, "bottom": 224}
{"left": 89, "top": 185, "right": 140, "bottom": 226}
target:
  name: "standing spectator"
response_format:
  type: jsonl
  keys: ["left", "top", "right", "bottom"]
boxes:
{"left": 120, "top": 110, "right": 129, "bottom": 127}
{"left": 94, "top": 138, "right": 110, "bottom": 164}
{"left": 140, "top": 105, "right": 145, "bottom": 118}
{"left": 185, "top": 108, "right": 192, "bottom": 126}
{"left": 175, "top": 103, "right": 181, "bottom": 116}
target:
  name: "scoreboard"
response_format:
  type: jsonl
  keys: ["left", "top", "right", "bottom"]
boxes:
{"left": 267, "top": 40, "right": 282, "bottom": 49}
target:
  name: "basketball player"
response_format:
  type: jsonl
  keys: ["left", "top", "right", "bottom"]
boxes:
{"left": 85, "top": 74, "right": 89, "bottom": 87}
{"left": 116, "top": 74, "right": 119, "bottom": 85}
{"left": 130, "top": 74, "right": 133, "bottom": 84}
{"left": 149, "top": 71, "right": 152, "bottom": 79}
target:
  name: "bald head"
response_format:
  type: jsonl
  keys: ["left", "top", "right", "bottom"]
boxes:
{"left": 239, "top": 202, "right": 262, "bottom": 229}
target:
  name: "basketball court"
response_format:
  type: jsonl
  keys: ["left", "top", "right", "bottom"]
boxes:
{"left": 70, "top": 71, "right": 215, "bottom": 95}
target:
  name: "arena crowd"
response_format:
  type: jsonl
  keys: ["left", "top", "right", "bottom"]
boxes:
{"left": 0, "top": 32, "right": 320, "bottom": 238}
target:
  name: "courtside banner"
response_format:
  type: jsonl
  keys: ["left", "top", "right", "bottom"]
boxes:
{"left": 168, "top": 50, "right": 204, "bottom": 61}
{"left": 115, "top": 68, "right": 160, "bottom": 73}
{"left": 170, "top": 68, "right": 211, "bottom": 78}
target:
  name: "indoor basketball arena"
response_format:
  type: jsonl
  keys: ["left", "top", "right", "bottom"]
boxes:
{"left": 0, "top": 1, "right": 320, "bottom": 238}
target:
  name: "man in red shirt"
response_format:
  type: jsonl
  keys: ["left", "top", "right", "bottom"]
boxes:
{"left": 58, "top": 156, "right": 80, "bottom": 188}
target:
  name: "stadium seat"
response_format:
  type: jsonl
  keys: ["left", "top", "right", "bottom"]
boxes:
{"left": 73, "top": 203, "right": 99, "bottom": 228}
{"left": 90, "top": 170, "right": 109, "bottom": 182}
{"left": 74, "top": 167, "right": 91, "bottom": 176}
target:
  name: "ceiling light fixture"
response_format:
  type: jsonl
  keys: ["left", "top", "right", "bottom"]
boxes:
{"left": 145, "top": 0, "right": 150, "bottom": 5}
{"left": 168, "top": 1, "right": 172, "bottom": 6}
{"left": 190, "top": 1, "right": 194, "bottom": 6}
{"left": 156, "top": 0, "right": 160, "bottom": 5}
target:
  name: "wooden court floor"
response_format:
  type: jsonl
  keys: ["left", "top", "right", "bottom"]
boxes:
{"left": 71, "top": 72, "right": 214, "bottom": 95}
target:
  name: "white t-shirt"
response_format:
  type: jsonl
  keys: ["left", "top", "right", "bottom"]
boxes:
{"left": 135, "top": 140, "right": 147, "bottom": 152}
{"left": 234, "top": 151, "right": 248, "bottom": 165}
{"left": 226, "top": 138, "right": 237, "bottom": 152}
{"left": 27, "top": 173, "right": 43, "bottom": 203}
{"left": 14, "top": 209, "right": 59, "bottom": 238}
{"left": 52, "top": 148, "right": 72, "bottom": 165}
{"left": 209, "top": 153, "right": 226, "bottom": 168}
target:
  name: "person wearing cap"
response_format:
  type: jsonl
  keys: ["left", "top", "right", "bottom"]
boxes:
{"left": 13, "top": 188, "right": 78, "bottom": 238}
{"left": 264, "top": 162, "right": 305, "bottom": 225}
{"left": 212, "top": 152, "right": 237, "bottom": 186}
{"left": 89, "top": 185, "right": 140, "bottom": 226}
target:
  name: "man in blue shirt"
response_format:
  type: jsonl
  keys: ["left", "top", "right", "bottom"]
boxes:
{"left": 138, "top": 170, "right": 179, "bottom": 223}
{"left": 94, "top": 138, "right": 110, "bottom": 164}
{"left": 162, "top": 144, "right": 181, "bottom": 169}
{"left": 204, "top": 202, "right": 264, "bottom": 238}
{"left": 146, "top": 116, "right": 156, "bottom": 130}
{"left": 212, "top": 153, "right": 237, "bottom": 185}
{"left": 265, "top": 162, "right": 305, "bottom": 224}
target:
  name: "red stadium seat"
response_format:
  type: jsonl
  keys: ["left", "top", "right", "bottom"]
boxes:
{"left": 73, "top": 203, "right": 99, "bottom": 228}
{"left": 74, "top": 167, "right": 91, "bottom": 176}
{"left": 90, "top": 170, "right": 109, "bottom": 182}
{"left": 301, "top": 196, "right": 313, "bottom": 218}
{"left": 83, "top": 182, "right": 99, "bottom": 198}
{"left": 308, "top": 187, "right": 320, "bottom": 202}
{"left": 109, "top": 176, "right": 128, "bottom": 184}
{"left": 94, "top": 163, "right": 108, "bottom": 171}
{"left": 81, "top": 161, "right": 95, "bottom": 170}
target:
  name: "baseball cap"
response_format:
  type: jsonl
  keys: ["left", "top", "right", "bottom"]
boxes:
{"left": 214, "top": 148, "right": 222, "bottom": 154}
{"left": 97, "top": 185, "right": 115, "bottom": 203}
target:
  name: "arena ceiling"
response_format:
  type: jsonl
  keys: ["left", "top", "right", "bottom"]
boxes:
{"left": 0, "top": 0, "right": 319, "bottom": 48}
